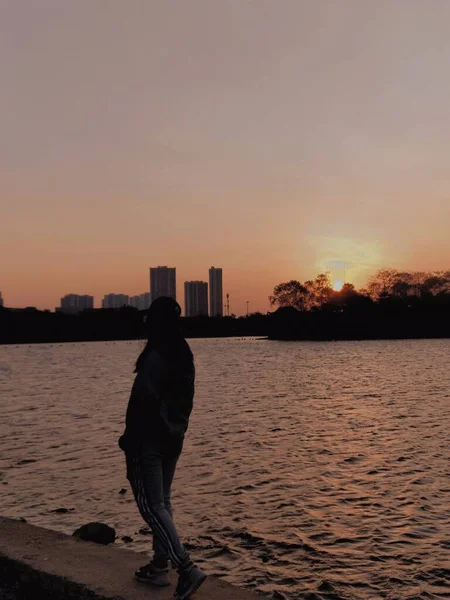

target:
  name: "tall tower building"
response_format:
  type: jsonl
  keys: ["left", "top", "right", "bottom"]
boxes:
{"left": 0, "top": 291, "right": 3, "bottom": 307}
{"left": 150, "top": 267, "right": 177, "bottom": 302}
{"left": 184, "top": 281, "right": 208, "bottom": 317}
{"left": 209, "top": 267, "right": 223, "bottom": 317}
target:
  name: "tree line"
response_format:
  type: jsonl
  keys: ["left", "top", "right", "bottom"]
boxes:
{"left": 269, "top": 269, "right": 450, "bottom": 312}
{"left": 266, "top": 268, "right": 450, "bottom": 340}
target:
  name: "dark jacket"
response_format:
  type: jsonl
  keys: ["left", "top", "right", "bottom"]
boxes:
{"left": 118, "top": 349, "right": 195, "bottom": 455}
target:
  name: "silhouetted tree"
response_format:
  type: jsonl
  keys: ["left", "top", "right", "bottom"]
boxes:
{"left": 321, "top": 283, "right": 373, "bottom": 313}
{"left": 367, "top": 268, "right": 400, "bottom": 298}
{"left": 269, "top": 280, "right": 309, "bottom": 310}
{"left": 304, "top": 273, "right": 333, "bottom": 309}
{"left": 270, "top": 274, "right": 333, "bottom": 311}
{"left": 420, "top": 273, "right": 450, "bottom": 296}
{"left": 368, "top": 268, "right": 450, "bottom": 301}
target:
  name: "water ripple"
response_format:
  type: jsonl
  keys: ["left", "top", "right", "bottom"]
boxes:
{"left": 1, "top": 338, "right": 450, "bottom": 599}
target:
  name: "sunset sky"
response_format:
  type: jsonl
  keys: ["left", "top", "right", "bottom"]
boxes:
{"left": 1, "top": 1, "right": 450, "bottom": 314}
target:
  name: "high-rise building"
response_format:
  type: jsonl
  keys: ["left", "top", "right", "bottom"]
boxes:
{"left": 184, "top": 281, "right": 208, "bottom": 317}
{"left": 140, "top": 292, "right": 152, "bottom": 310}
{"left": 129, "top": 292, "right": 152, "bottom": 311}
{"left": 79, "top": 295, "right": 94, "bottom": 310}
{"left": 102, "top": 294, "right": 129, "bottom": 309}
{"left": 0, "top": 291, "right": 3, "bottom": 307}
{"left": 129, "top": 296, "right": 139, "bottom": 310}
{"left": 150, "top": 267, "right": 176, "bottom": 302}
{"left": 58, "top": 294, "right": 94, "bottom": 313}
{"left": 209, "top": 267, "right": 223, "bottom": 317}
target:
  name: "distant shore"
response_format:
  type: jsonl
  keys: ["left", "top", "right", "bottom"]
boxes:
{"left": 1, "top": 305, "right": 449, "bottom": 344}
{"left": 267, "top": 308, "right": 450, "bottom": 341}
{"left": 0, "top": 307, "right": 267, "bottom": 345}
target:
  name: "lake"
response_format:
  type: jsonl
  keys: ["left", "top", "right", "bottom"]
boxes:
{"left": 1, "top": 339, "right": 449, "bottom": 600}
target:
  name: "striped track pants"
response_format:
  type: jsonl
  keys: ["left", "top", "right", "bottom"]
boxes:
{"left": 127, "top": 450, "right": 190, "bottom": 570}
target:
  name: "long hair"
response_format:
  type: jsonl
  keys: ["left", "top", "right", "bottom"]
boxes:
{"left": 135, "top": 297, "right": 193, "bottom": 373}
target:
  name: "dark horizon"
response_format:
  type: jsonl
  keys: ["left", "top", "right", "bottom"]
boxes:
{"left": 2, "top": 267, "right": 450, "bottom": 345}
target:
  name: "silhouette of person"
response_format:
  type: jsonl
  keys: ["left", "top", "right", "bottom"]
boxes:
{"left": 119, "top": 296, "right": 206, "bottom": 599}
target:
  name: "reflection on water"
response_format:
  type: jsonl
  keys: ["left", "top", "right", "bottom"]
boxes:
{"left": 1, "top": 339, "right": 450, "bottom": 599}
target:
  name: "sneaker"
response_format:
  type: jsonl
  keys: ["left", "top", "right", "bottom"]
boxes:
{"left": 135, "top": 562, "right": 170, "bottom": 587}
{"left": 174, "top": 564, "right": 207, "bottom": 599}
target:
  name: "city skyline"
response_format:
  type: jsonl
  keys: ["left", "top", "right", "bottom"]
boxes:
{"left": 2, "top": 1, "right": 450, "bottom": 313}
{"left": 49, "top": 265, "right": 226, "bottom": 314}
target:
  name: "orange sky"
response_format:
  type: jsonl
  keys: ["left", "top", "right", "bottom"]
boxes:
{"left": 1, "top": 1, "right": 450, "bottom": 315}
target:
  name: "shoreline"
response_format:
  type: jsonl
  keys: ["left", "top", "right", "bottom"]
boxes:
{"left": 0, "top": 335, "right": 267, "bottom": 346}
{"left": 2, "top": 305, "right": 450, "bottom": 344}
{"left": 0, "top": 517, "right": 262, "bottom": 600}
{"left": 2, "top": 334, "right": 450, "bottom": 345}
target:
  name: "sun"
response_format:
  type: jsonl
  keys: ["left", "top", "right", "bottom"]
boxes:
{"left": 333, "top": 280, "right": 344, "bottom": 292}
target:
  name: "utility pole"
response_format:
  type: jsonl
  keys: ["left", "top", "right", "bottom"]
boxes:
{"left": 246, "top": 301, "right": 249, "bottom": 317}
{"left": 226, "top": 293, "right": 230, "bottom": 317}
